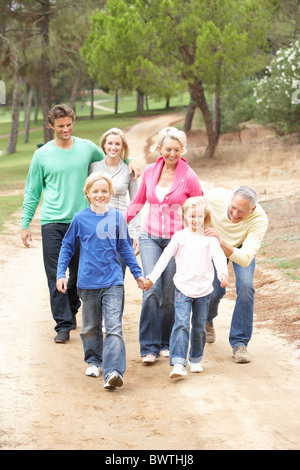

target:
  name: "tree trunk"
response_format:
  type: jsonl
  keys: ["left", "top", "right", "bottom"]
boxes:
{"left": 70, "top": 68, "right": 82, "bottom": 111}
{"left": 213, "top": 91, "right": 221, "bottom": 143}
{"left": 192, "top": 79, "right": 217, "bottom": 158}
{"left": 24, "top": 84, "right": 34, "bottom": 143}
{"left": 90, "top": 80, "right": 94, "bottom": 119}
{"left": 34, "top": 87, "right": 40, "bottom": 124}
{"left": 6, "top": 74, "right": 21, "bottom": 155}
{"left": 114, "top": 89, "right": 119, "bottom": 114}
{"left": 136, "top": 90, "right": 144, "bottom": 116}
{"left": 184, "top": 86, "right": 197, "bottom": 133}
{"left": 41, "top": 0, "right": 52, "bottom": 143}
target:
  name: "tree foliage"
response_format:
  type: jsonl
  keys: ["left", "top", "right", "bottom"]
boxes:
{"left": 254, "top": 39, "right": 300, "bottom": 134}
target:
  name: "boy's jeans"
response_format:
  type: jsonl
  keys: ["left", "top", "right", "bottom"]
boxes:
{"left": 139, "top": 231, "right": 176, "bottom": 357}
{"left": 207, "top": 258, "right": 256, "bottom": 348}
{"left": 170, "top": 288, "right": 211, "bottom": 366}
{"left": 78, "top": 285, "right": 126, "bottom": 380}
{"left": 41, "top": 223, "right": 80, "bottom": 333}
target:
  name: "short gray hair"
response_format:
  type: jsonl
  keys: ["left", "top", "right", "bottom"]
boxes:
{"left": 233, "top": 185, "right": 257, "bottom": 209}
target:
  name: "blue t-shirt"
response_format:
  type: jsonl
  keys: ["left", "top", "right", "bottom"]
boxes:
{"left": 57, "top": 207, "right": 142, "bottom": 289}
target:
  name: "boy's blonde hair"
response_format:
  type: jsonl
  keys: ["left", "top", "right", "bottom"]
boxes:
{"left": 181, "top": 196, "right": 212, "bottom": 229}
{"left": 99, "top": 127, "right": 129, "bottom": 162}
{"left": 84, "top": 172, "right": 115, "bottom": 203}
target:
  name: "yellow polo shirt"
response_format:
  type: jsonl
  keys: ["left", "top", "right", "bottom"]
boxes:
{"left": 206, "top": 188, "right": 268, "bottom": 267}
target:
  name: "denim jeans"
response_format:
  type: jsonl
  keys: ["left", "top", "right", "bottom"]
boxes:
{"left": 78, "top": 285, "right": 126, "bottom": 381}
{"left": 139, "top": 231, "right": 176, "bottom": 357}
{"left": 41, "top": 223, "right": 80, "bottom": 333}
{"left": 207, "top": 257, "right": 256, "bottom": 348}
{"left": 170, "top": 288, "right": 211, "bottom": 366}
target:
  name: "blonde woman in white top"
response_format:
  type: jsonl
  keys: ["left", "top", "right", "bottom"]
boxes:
{"left": 145, "top": 197, "right": 228, "bottom": 378}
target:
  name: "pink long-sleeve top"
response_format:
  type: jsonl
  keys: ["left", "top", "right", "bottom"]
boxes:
{"left": 125, "top": 157, "right": 203, "bottom": 239}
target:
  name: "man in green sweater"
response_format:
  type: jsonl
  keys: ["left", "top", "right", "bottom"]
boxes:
{"left": 21, "top": 104, "right": 140, "bottom": 343}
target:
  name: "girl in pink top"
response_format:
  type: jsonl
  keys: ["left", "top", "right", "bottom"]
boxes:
{"left": 125, "top": 127, "right": 203, "bottom": 363}
{"left": 145, "top": 197, "right": 228, "bottom": 378}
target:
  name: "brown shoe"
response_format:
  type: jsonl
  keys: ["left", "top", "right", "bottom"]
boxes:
{"left": 232, "top": 346, "right": 251, "bottom": 363}
{"left": 206, "top": 323, "right": 216, "bottom": 343}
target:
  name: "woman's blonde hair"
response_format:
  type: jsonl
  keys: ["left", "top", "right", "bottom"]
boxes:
{"left": 99, "top": 127, "right": 129, "bottom": 162}
{"left": 151, "top": 126, "right": 187, "bottom": 156}
{"left": 84, "top": 172, "right": 115, "bottom": 203}
{"left": 181, "top": 196, "right": 212, "bottom": 229}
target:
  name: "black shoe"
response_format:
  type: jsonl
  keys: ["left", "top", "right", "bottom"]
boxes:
{"left": 54, "top": 330, "right": 70, "bottom": 343}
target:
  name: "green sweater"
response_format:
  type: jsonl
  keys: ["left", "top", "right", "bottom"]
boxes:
{"left": 21, "top": 137, "right": 106, "bottom": 229}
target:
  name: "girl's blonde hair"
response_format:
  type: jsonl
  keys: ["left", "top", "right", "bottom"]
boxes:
{"left": 84, "top": 172, "right": 115, "bottom": 203}
{"left": 99, "top": 127, "right": 129, "bottom": 162}
{"left": 151, "top": 126, "right": 187, "bottom": 156}
{"left": 181, "top": 196, "right": 212, "bottom": 229}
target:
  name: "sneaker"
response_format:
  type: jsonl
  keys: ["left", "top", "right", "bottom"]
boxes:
{"left": 232, "top": 345, "right": 251, "bottom": 363}
{"left": 104, "top": 371, "right": 123, "bottom": 390}
{"left": 169, "top": 363, "right": 187, "bottom": 378}
{"left": 85, "top": 364, "right": 101, "bottom": 378}
{"left": 206, "top": 323, "right": 216, "bottom": 343}
{"left": 54, "top": 330, "right": 70, "bottom": 343}
{"left": 189, "top": 362, "right": 203, "bottom": 373}
{"left": 161, "top": 349, "right": 169, "bottom": 358}
{"left": 142, "top": 354, "right": 156, "bottom": 364}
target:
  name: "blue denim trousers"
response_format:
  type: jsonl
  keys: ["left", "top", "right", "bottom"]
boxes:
{"left": 77, "top": 285, "right": 126, "bottom": 381}
{"left": 207, "top": 257, "right": 256, "bottom": 348}
{"left": 41, "top": 223, "right": 80, "bottom": 332}
{"left": 139, "top": 231, "right": 176, "bottom": 357}
{"left": 170, "top": 288, "right": 211, "bottom": 366}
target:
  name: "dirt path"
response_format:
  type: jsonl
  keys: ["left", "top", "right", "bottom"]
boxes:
{"left": 0, "top": 113, "right": 299, "bottom": 450}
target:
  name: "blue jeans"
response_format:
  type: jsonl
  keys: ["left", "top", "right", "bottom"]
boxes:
{"left": 139, "top": 231, "right": 176, "bottom": 357}
{"left": 41, "top": 223, "right": 80, "bottom": 333}
{"left": 207, "top": 258, "right": 256, "bottom": 348}
{"left": 78, "top": 285, "right": 126, "bottom": 381}
{"left": 170, "top": 288, "right": 211, "bottom": 366}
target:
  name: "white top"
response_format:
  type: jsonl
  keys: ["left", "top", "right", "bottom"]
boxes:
{"left": 155, "top": 185, "right": 171, "bottom": 203}
{"left": 147, "top": 228, "right": 228, "bottom": 298}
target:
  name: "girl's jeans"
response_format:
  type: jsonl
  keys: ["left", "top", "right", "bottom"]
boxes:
{"left": 77, "top": 285, "right": 126, "bottom": 381}
{"left": 41, "top": 223, "right": 80, "bottom": 333}
{"left": 207, "top": 257, "right": 256, "bottom": 348}
{"left": 170, "top": 288, "right": 211, "bottom": 366}
{"left": 139, "top": 231, "right": 176, "bottom": 357}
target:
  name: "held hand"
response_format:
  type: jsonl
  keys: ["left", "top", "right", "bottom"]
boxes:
{"left": 21, "top": 228, "right": 32, "bottom": 248}
{"left": 144, "top": 279, "right": 153, "bottom": 292}
{"left": 128, "top": 159, "right": 141, "bottom": 180}
{"left": 136, "top": 276, "right": 146, "bottom": 290}
{"left": 219, "top": 274, "right": 228, "bottom": 288}
{"left": 56, "top": 278, "right": 67, "bottom": 293}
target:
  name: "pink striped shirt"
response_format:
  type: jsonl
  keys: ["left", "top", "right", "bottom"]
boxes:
{"left": 125, "top": 157, "right": 203, "bottom": 238}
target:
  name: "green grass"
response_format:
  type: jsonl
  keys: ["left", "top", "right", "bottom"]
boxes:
{"left": 265, "top": 256, "right": 300, "bottom": 281}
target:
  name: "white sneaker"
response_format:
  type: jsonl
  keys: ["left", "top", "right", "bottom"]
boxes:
{"left": 169, "top": 363, "right": 187, "bottom": 378}
{"left": 161, "top": 349, "right": 169, "bottom": 358}
{"left": 85, "top": 364, "right": 101, "bottom": 377}
{"left": 189, "top": 362, "right": 203, "bottom": 373}
{"left": 142, "top": 354, "right": 156, "bottom": 364}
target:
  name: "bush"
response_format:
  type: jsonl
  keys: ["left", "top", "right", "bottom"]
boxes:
{"left": 254, "top": 40, "right": 300, "bottom": 134}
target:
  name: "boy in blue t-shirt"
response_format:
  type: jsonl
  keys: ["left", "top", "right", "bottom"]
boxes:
{"left": 57, "top": 172, "right": 145, "bottom": 390}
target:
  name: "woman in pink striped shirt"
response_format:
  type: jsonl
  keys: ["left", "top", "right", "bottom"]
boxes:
{"left": 125, "top": 127, "right": 203, "bottom": 364}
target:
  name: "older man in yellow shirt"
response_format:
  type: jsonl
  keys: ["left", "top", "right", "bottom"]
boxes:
{"left": 204, "top": 185, "right": 268, "bottom": 363}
